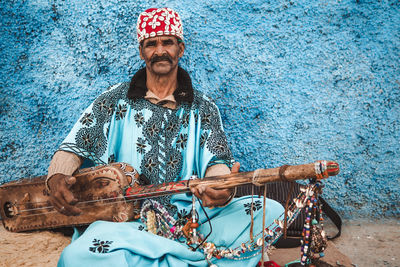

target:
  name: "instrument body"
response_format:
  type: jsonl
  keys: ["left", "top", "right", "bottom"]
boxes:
{"left": 0, "top": 163, "right": 140, "bottom": 232}
{"left": 0, "top": 161, "right": 339, "bottom": 232}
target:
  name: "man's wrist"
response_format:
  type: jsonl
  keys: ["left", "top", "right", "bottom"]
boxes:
{"left": 45, "top": 174, "right": 57, "bottom": 192}
{"left": 217, "top": 187, "right": 237, "bottom": 207}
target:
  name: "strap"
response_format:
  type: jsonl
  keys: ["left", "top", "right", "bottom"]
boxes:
{"left": 319, "top": 197, "right": 342, "bottom": 240}
{"left": 274, "top": 236, "right": 302, "bottom": 248}
{"left": 279, "top": 164, "right": 293, "bottom": 239}
{"left": 276, "top": 196, "right": 342, "bottom": 248}
{"left": 283, "top": 182, "right": 294, "bottom": 239}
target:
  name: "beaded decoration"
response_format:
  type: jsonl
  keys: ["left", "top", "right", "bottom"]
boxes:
{"left": 136, "top": 8, "right": 184, "bottom": 43}
{"left": 139, "top": 181, "right": 326, "bottom": 266}
{"left": 140, "top": 199, "right": 185, "bottom": 240}
{"left": 300, "top": 182, "right": 328, "bottom": 265}
{"left": 315, "top": 160, "right": 329, "bottom": 180}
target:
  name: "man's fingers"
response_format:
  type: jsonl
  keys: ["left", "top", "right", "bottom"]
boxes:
{"left": 51, "top": 190, "right": 81, "bottom": 216}
{"left": 63, "top": 204, "right": 82, "bottom": 216}
{"left": 50, "top": 194, "right": 76, "bottom": 215}
{"left": 58, "top": 199, "right": 82, "bottom": 216}
{"left": 203, "top": 187, "right": 231, "bottom": 200}
{"left": 197, "top": 185, "right": 206, "bottom": 195}
{"left": 60, "top": 176, "right": 78, "bottom": 204}
{"left": 190, "top": 187, "right": 201, "bottom": 199}
{"left": 64, "top": 176, "right": 76, "bottom": 187}
{"left": 196, "top": 187, "right": 231, "bottom": 207}
{"left": 49, "top": 195, "right": 64, "bottom": 212}
{"left": 60, "top": 190, "right": 81, "bottom": 215}
{"left": 231, "top": 162, "right": 240, "bottom": 173}
{"left": 48, "top": 174, "right": 81, "bottom": 215}
{"left": 191, "top": 185, "right": 231, "bottom": 207}
{"left": 191, "top": 186, "right": 213, "bottom": 207}
{"left": 62, "top": 188, "right": 78, "bottom": 205}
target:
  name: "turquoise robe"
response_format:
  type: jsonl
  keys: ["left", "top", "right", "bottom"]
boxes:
{"left": 57, "top": 82, "right": 284, "bottom": 267}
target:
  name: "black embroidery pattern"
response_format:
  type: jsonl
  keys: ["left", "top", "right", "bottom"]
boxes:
{"left": 134, "top": 112, "right": 145, "bottom": 126}
{"left": 89, "top": 239, "right": 113, "bottom": 253}
{"left": 63, "top": 82, "right": 233, "bottom": 215}
{"left": 200, "top": 132, "right": 208, "bottom": 147}
{"left": 144, "top": 157, "right": 157, "bottom": 173}
{"left": 198, "top": 99, "right": 232, "bottom": 161}
{"left": 72, "top": 83, "right": 127, "bottom": 157}
{"left": 75, "top": 126, "right": 107, "bottom": 157}
{"left": 106, "top": 103, "right": 114, "bottom": 116}
{"left": 182, "top": 113, "right": 190, "bottom": 127}
{"left": 166, "top": 149, "right": 182, "bottom": 175}
{"left": 80, "top": 113, "right": 94, "bottom": 126}
{"left": 108, "top": 154, "right": 115, "bottom": 164}
{"left": 140, "top": 109, "right": 164, "bottom": 184}
{"left": 206, "top": 130, "right": 230, "bottom": 158}
{"left": 176, "top": 208, "right": 190, "bottom": 225}
{"left": 136, "top": 137, "right": 147, "bottom": 154}
{"left": 116, "top": 103, "right": 127, "bottom": 120}
{"left": 92, "top": 85, "right": 123, "bottom": 123}
{"left": 147, "top": 123, "right": 160, "bottom": 137}
{"left": 76, "top": 129, "right": 93, "bottom": 148}
{"left": 176, "top": 133, "right": 188, "bottom": 149}
{"left": 144, "top": 113, "right": 163, "bottom": 140}
{"left": 244, "top": 200, "right": 262, "bottom": 215}
{"left": 161, "top": 109, "right": 188, "bottom": 183}
{"left": 199, "top": 102, "right": 219, "bottom": 131}
{"left": 164, "top": 112, "right": 181, "bottom": 142}
{"left": 97, "top": 99, "right": 108, "bottom": 112}
{"left": 94, "top": 134, "right": 107, "bottom": 153}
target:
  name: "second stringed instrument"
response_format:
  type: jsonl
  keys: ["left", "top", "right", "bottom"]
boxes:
{"left": 0, "top": 160, "right": 339, "bottom": 232}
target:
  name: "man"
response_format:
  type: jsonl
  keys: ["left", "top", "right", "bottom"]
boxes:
{"left": 47, "top": 8, "right": 283, "bottom": 266}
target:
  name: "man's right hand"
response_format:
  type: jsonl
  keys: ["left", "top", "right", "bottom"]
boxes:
{"left": 48, "top": 173, "right": 82, "bottom": 216}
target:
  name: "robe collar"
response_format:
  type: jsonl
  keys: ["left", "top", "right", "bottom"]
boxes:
{"left": 127, "top": 66, "right": 194, "bottom": 104}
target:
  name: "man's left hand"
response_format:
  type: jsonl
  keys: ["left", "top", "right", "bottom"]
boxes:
{"left": 191, "top": 162, "right": 240, "bottom": 207}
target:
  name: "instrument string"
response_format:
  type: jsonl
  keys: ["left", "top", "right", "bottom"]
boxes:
{"left": 7, "top": 173, "right": 277, "bottom": 218}
{"left": 13, "top": 188, "right": 301, "bottom": 223}
{"left": 14, "top": 198, "right": 146, "bottom": 218}
{"left": 10, "top": 171, "right": 276, "bottom": 209}
{"left": 15, "top": 194, "right": 178, "bottom": 215}
{"left": 12, "top": 187, "right": 192, "bottom": 211}
{"left": 15, "top": 206, "right": 144, "bottom": 219}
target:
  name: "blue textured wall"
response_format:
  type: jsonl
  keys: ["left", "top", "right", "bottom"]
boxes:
{"left": 0, "top": 0, "right": 399, "bottom": 218}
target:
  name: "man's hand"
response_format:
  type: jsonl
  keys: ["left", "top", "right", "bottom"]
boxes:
{"left": 48, "top": 173, "right": 82, "bottom": 216}
{"left": 191, "top": 162, "right": 240, "bottom": 207}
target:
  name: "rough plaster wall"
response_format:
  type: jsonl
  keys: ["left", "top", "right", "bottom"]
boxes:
{"left": 0, "top": 0, "right": 399, "bottom": 218}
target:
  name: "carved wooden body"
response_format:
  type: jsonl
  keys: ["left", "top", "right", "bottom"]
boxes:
{"left": 0, "top": 161, "right": 339, "bottom": 232}
{"left": 0, "top": 163, "right": 140, "bottom": 232}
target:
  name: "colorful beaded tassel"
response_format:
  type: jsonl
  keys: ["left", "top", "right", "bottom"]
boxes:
{"left": 300, "top": 182, "right": 328, "bottom": 266}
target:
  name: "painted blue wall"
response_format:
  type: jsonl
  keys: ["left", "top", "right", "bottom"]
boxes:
{"left": 0, "top": 0, "right": 399, "bottom": 218}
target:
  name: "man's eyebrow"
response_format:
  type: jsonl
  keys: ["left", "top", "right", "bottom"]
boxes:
{"left": 162, "top": 38, "right": 175, "bottom": 44}
{"left": 145, "top": 40, "right": 157, "bottom": 46}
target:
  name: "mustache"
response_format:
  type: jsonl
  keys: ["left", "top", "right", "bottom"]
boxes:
{"left": 150, "top": 54, "right": 172, "bottom": 64}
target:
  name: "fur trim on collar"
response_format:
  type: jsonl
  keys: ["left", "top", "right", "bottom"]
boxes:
{"left": 127, "top": 66, "right": 194, "bottom": 104}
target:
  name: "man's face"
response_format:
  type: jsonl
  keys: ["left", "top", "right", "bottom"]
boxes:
{"left": 139, "top": 36, "right": 185, "bottom": 75}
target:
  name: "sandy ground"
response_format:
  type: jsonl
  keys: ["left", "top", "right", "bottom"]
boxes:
{"left": 0, "top": 219, "right": 399, "bottom": 267}
{"left": 329, "top": 219, "right": 400, "bottom": 267}
{"left": 0, "top": 226, "right": 70, "bottom": 267}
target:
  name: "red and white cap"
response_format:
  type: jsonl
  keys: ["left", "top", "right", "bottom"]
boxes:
{"left": 136, "top": 8, "right": 184, "bottom": 43}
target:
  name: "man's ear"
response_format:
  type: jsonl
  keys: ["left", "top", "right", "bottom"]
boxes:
{"left": 178, "top": 42, "right": 185, "bottom": 58}
{"left": 139, "top": 45, "right": 144, "bottom": 60}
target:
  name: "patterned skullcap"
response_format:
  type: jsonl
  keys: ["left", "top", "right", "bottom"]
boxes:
{"left": 136, "top": 8, "right": 184, "bottom": 43}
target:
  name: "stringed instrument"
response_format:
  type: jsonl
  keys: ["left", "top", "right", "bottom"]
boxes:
{"left": 0, "top": 160, "right": 339, "bottom": 232}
